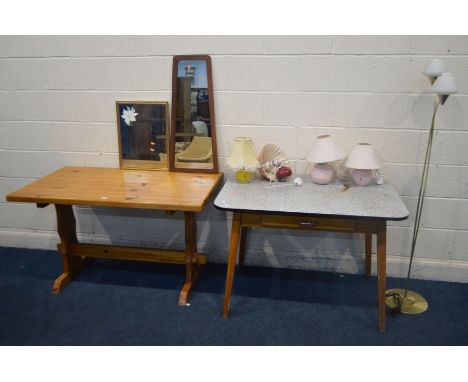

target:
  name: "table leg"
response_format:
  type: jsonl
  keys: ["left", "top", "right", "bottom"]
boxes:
{"left": 223, "top": 212, "right": 242, "bottom": 318}
{"left": 377, "top": 222, "right": 387, "bottom": 333}
{"left": 238, "top": 227, "right": 248, "bottom": 267}
{"left": 53, "top": 204, "right": 82, "bottom": 294}
{"left": 179, "top": 211, "right": 200, "bottom": 306}
{"left": 365, "top": 233, "right": 372, "bottom": 277}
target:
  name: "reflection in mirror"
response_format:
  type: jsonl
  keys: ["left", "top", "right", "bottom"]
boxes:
{"left": 116, "top": 101, "right": 169, "bottom": 170}
{"left": 170, "top": 55, "right": 218, "bottom": 173}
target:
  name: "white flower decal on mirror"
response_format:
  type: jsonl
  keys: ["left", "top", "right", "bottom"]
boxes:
{"left": 121, "top": 106, "right": 138, "bottom": 126}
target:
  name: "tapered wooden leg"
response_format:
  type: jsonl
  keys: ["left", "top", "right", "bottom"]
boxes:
{"left": 53, "top": 204, "right": 82, "bottom": 294}
{"left": 238, "top": 227, "right": 248, "bottom": 266}
{"left": 365, "top": 233, "right": 372, "bottom": 277}
{"left": 179, "top": 211, "right": 200, "bottom": 306}
{"left": 223, "top": 212, "right": 242, "bottom": 318}
{"left": 377, "top": 222, "right": 387, "bottom": 333}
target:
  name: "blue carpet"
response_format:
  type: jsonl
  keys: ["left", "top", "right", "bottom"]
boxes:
{"left": 0, "top": 246, "right": 467, "bottom": 345}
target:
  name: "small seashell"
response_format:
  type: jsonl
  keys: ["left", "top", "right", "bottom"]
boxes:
{"left": 276, "top": 166, "right": 292, "bottom": 181}
{"left": 293, "top": 177, "right": 303, "bottom": 186}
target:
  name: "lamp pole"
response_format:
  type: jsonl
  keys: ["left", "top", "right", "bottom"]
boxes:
{"left": 403, "top": 95, "right": 439, "bottom": 301}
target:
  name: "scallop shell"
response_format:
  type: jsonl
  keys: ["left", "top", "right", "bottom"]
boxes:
{"left": 258, "top": 144, "right": 290, "bottom": 181}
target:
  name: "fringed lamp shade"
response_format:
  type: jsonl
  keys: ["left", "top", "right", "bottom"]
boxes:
{"left": 227, "top": 137, "right": 259, "bottom": 183}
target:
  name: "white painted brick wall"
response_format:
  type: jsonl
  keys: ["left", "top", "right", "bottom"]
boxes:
{"left": 0, "top": 36, "right": 467, "bottom": 282}
{"left": 264, "top": 93, "right": 331, "bottom": 126}
{"left": 263, "top": 36, "right": 333, "bottom": 54}
{"left": 215, "top": 93, "right": 264, "bottom": 125}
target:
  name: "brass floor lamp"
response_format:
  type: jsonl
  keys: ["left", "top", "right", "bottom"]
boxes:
{"left": 386, "top": 59, "right": 458, "bottom": 314}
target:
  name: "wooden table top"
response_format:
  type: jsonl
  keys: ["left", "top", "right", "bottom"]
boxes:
{"left": 6, "top": 166, "right": 223, "bottom": 212}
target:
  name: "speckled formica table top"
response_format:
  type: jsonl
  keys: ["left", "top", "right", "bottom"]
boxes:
{"left": 214, "top": 180, "right": 409, "bottom": 220}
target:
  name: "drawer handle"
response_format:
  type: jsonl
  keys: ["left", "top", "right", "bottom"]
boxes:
{"left": 298, "top": 221, "right": 317, "bottom": 227}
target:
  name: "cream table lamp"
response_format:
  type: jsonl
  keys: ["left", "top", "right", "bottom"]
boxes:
{"left": 227, "top": 137, "right": 260, "bottom": 183}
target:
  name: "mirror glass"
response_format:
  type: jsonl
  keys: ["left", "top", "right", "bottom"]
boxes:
{"left": 170, "top": 56, "right": 218, "bottom": 172}
{"left": 116, "top": 101, "right": 169, "bottom": 170}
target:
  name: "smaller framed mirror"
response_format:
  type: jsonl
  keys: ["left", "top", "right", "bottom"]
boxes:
{"left": 116, "top": 101, "right": 169, "bottom": 170}
{"left": 169, "top": 55, "right": 219, "bottom": 173}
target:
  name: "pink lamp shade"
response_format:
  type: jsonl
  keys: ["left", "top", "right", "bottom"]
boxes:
{"left": 306, "top": 135, "right": 346, "bottom": 164}
{"left": 345, "top": 143, "right": 382, "bottom": 170}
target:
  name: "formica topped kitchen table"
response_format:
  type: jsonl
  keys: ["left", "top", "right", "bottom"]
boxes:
{"left": 214, "top": 180, "right": 409, "bottom": 332}
{"left": 6, "top": 166, "right": 223, "bottom": 305}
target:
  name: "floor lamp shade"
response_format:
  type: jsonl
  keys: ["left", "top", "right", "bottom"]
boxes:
{"left": 431, "top": 73, "right": 458, "bottom": 95}
{"left": 423, "top": 59, "right": 447, "bottom": 78}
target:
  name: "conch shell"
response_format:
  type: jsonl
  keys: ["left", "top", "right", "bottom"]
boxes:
{"left": 258, "top": 144, "right": 291, "bottom": 182}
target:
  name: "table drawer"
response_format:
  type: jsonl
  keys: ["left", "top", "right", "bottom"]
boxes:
{"left": 261, "top": 214, "right": 356, "bottom": 232}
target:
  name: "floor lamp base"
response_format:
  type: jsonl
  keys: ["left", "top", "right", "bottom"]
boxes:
{"left": 385, "top": 288, "right": 429, "bottom": 314}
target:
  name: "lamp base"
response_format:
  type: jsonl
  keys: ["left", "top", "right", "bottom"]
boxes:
{"left": 310, "top": 163, "right": 334, "bottom": 185}
{"left": 385, "top": 288, "right": 428, "bottom": 315}
{"left": 351, "top": 169, "right": 373, "bottom": 186}
{"left": 235, "top": 169, "right": 254, "bottom": 184}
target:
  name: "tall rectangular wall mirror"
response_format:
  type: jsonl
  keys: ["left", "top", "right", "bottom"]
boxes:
{"left": 169, "top": 55, "right": 219, "bottom": 173}
{"left": 116, "top": 101, "right": 169, "bottom": 170}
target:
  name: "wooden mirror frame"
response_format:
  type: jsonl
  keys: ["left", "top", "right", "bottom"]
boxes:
{"left": 169, "top": 55, "right": 219, "bottom": 173}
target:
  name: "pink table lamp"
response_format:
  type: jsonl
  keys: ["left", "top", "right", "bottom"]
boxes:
{"left": 345, "top": 143, "right": 382, "bottom": 186}
{"left": 306, "top": 135, "right": 346, "bottom": 184}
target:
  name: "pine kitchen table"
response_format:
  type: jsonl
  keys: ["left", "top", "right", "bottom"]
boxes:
{"left": 6, "top": 166, "right": 223, "bottom": 305}
{"left": 214, "top": 180, "right": 409, "bottom": 332}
